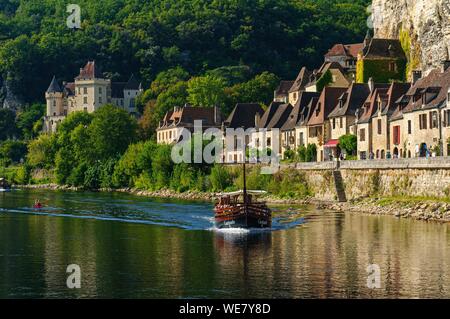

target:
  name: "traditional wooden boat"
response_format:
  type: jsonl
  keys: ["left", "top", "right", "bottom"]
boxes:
{"left": 0, "top": 178, "right": 11, "bottom": 192}
{"left": 214, "top": 163, "right": 272, "bottom": 229}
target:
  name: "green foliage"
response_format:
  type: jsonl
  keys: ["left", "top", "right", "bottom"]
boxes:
{"left": 16, "top": 104, "right": 45, "bottom": 140}
{"left": 305, "top": 144, "right": 317, "bottom": 162}
{"left": 297, "top": 145, "right": 307, "bottom": 162}
{"left": 187, "top": 75, "right": 227, "bottom": 110}
{"left": 0, "top": 0, "right": 370, "bottom": 104}
{"left": 0, "top": 140, "right": 27, "bottom": 165}
{"left": 209, "top": 164, "right": 232, "bottom": 192}
{"left": 316, "top": 70, "right": 333, "bottom": 92}
{"left": 339, "top": 134, "right": 357, "bottom": 155}
{"left": 0, "top": 108, "right": 17, "bottom": 140}
{"left": 26, "top": 134, "right": 56, "bottom": 168}
{"left": 356, "top": 59, "right": 407, "bottom": 83}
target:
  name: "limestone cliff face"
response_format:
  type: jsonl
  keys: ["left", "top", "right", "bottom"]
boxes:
{"left": 372, "top": 0, "right": 450, "bottom": 75}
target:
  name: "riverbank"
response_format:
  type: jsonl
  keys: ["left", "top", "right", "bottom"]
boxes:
{"left": 16, "top": 184, "right": 450, "bottom": 223}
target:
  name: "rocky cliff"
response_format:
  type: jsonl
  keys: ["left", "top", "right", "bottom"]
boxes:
{"left": 372, "top": 0, "right": 450, "bottom": 76}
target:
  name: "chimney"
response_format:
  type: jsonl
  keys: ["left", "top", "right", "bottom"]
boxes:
{"left": 214, "top": 106, "right": 221, "bottom": 125}
{"left": 368, "top": 77, "right": 375, "bottom": 92}
{"left": 255, "top": 112, "right": 261, "bottom": 127}
{"left": 441, "top": 60, "right": 450, "bottom": 73}
{"left": 412, "top": 70, "right": 422, "bottom": 85}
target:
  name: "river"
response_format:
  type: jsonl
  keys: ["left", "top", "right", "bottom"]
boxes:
{"left": 0, "top": 189, "right": 449, "bottom": 299}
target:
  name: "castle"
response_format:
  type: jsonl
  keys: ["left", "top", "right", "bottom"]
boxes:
{"left": 44, "top": 61, "right": 143, "bottom": 133}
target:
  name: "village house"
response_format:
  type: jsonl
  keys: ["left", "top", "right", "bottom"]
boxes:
{"left": 44, "top": 61, "right": 142, "bottom": 133}
{"left": 304, "top": 62, "right": 351, "bottom": 93}
{"left": 222, "top": 103, "right": 265, "bottom": 163}
{"left": 443, "top": 86, "right": 450, "bottom": 156}
{"left": 354, "top": 84, "right": 390, "bottom": 160}
{"left": 328, "top": 82, "right": 371, "bottom": 141}
{"left": 369, "top": 82, "right": 411, "bottom": 158}
{"left": 288, "top": 67, "right": 311, "bottom": 105}
{"left": 356, "top": 31, "right": 407, "bottom": 84}
{"left": 306, "top": 87, "right": 347, "bottom": 161}
{"left": 389, "top": 63, "right": 450, "bottom": 158}
{"left": 157, "top": 104, "right": 222, "bottom": 145}
{"left": 324, "top": 42, "right": 364, "bottom": 79}
{"left": 295, "top": 96, "right": 320, "bottom": 151}
{"left": 251, "top": 102, "right": 292, "bottom": 158}
{"left": 274, "top": 81, "right": 295, "bottom": 103}
{"left": 281, "top": 91, "right": 320, "bottom": 156}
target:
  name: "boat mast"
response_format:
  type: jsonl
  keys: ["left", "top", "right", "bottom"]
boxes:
{"left": 243, "top": 137, "right": 247, "bottom": 205}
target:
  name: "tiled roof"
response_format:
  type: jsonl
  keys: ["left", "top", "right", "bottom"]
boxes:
{"left": 124, "top": 74, "right": 141, "bottom": 90}
{"left": 225, "top": 103, "right": 264, "bottom": 129}
{"left": 112, "top": 82, "right": 126, "bottom": 99}
{"left": 281, "top": 92, "right": 320, "bottom": 131}
{"left": 257, "top": 102, "right": 284, "bottom": 128}
{"left": 158, "top": 105, "right": 221, "bottom": 129}
{"left": 307, "top": 87, "right": 347, "bottom": 126}
{"left": 275, "top": 81, "right": 295, "bottom": 96}
{"left": 356, "top": 88, "right": 389, "bottom": 123}
{"left": 46, "top": 76, "right": 63, "bottom": 93}
{"left": 297, "top": 97, "right": 319, "bottom": 127}
{"left": 361, "top": 38, "right": 406, "bottom": 60}
{"left": 325, "top": 43, "right": 364, "bottom": 58}
{"left": 75, "top": 61, "right": 103, "bottom": 80}
{"left": 382, "top": 82, "right": 411, "bottom": 117}
{"left": 266, "top": 103, "right": 293, "bottom": 129}
{"left": 63, "top": 82, "right": 75, "bottom": 96}
{"left": 402, "top": 67, "right": 450, "bottom": 113}
{"left": 328, "top": 83, "right": 371, "bottom": 118}
{"left": 289, "top": 67, "right": 311, "bottom": 93}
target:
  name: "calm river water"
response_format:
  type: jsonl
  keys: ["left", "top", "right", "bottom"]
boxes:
{"left": 1, "top": 189, "right": 449, "bottom": 299}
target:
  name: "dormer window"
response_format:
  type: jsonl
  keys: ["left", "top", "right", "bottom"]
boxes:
{"left": 339, "top": 100, "right": 343, "bottom": 108}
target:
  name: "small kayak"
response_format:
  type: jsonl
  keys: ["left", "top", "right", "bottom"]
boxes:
{"left": 33, "top": 204, "right": 43, "bottom": 209}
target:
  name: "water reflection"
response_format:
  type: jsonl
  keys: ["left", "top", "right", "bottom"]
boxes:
{"left": 0, "top": 190, "right": 450, "bottom": 298}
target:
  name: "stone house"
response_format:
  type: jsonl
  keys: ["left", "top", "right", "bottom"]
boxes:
{"left": 222, "top": 103, "right": 265, "bottom": 163}
{"left": 44, "top": 61, "right": 142, "bottom": 133}
{"left": 356, "top": 32, "right": 407, "bottom": 84}
{"left": 324, "top": 43, "right": 364, "bottom": 80}
{"left": 306, "top": 87, "right": 347, "bottom": 161}
{"left": 157, "top": 105, "right": 222, "bottom": 145}
{"left": 295, "top": 97, "right": 319, "bottom": 152}
{"left": 280, "top": 91, "right": 320, "bottom": 156}
{"left": 390, "top": 64, "right": 450, "bottom": 158}
{"left": 288, "top": 67, "right": 311, "bottom": 105}
{"left": 370, "top": 82, "right": 411, "bottom": 159}
{"left": 355, "top": 86, "right": 390, "bottom": 160}
{"left": 443, "top": 87, "right": 450, "bottom": 156}
{"left": 328, "top": 83, "right": 371, "bottom": 143}
{"left": 274, "top": 81, "right": 295, "bottom": 103}
{"left": 305, "top": 62, "right": 351, "bottom": 93}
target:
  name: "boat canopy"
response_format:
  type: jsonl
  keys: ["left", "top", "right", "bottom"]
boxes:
{"left": 218, "top": 190, "right": 267, "bottom": 197}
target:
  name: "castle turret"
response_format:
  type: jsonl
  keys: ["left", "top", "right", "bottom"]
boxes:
{"left": 45, "top": 76, "right": 64, "bottom": 117}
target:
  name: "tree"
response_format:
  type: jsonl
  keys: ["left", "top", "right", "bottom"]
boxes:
{"left": 0, "top": 140, "right": 27, "bottom": 165}
{"left": 16, "top": 103, "right": 45, "bottom": 140}
{"left": 0, "top": 108, "right": 17, "bottom": 140}
{"left": 187, "top": 75, "right": 227, "bottom": 109}
{"left": 88, "top": 104, "right": 138, "bottom": 160}
{"left": 339, "top": 134, "right": 357, "bottom": 156}
{"left": 27, "top": 134, "right": 57, "bottom": 168}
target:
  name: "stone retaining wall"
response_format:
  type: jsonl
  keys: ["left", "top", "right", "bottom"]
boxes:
{"left": 290, "top": 157, "right": 450, "bottom": 201}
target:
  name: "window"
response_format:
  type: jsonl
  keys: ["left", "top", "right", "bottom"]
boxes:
{"left": 299, "top": 132, "right": 304, "bottom": 146}
{"left": 359, "top": 128, "right": 366, "bottom": 142}
{"left": 99, "top": 97, "right": 102, "bottom": 104}
{"left": 293, "top": 93, "right": 297, "bottom": 100}
{"left": 83, "top": 97, "right": 88, "bottom": 104}
{"left": 430, "top": 111, "right": 438, "bottom": 129}
{"left": 332, "top": 118, "right": 336, "bottom": 129}
{"left": 419, "top": 114, "right": 427, "bottom": 130}
{"left": 53, "top": 100, "right": 56, "bottom": 107}
{"left": 445, "top": 110, "right": 450, "bottom": 127}
{"left": 83, "top": 87, "right": 87, "bottom": 94}
{"left": 389, "top": 62, "right": 397, "bottom": 72}
{"left": 267, "top": 138, "right": 271, "bottom": 147}
{"left": 99, "top": 87, "right": 102, "bottom": 94}
{"left": 393, "top": 126, "right": 400, "bottom": 145}
{"left": 377, "top": 119, "right": 382, "bottom": 134}
{"left": 408, "top": 120, "right": 412, "bottom": 134}
{"left": 340, "top": 118, "right": 343, "bottom": 129}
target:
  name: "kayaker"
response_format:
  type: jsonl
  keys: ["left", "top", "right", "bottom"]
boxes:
{"left": 34, "top": 199, "right": 42, "bottom": 209}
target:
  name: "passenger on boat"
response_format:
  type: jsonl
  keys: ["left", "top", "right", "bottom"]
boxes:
{"left": 34, "top": 199, "right": 42, "bottom": 209}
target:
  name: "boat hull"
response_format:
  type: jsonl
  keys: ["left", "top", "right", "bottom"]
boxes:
{"left": 214, "top": 205, "right": 272, "bottom": 229}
